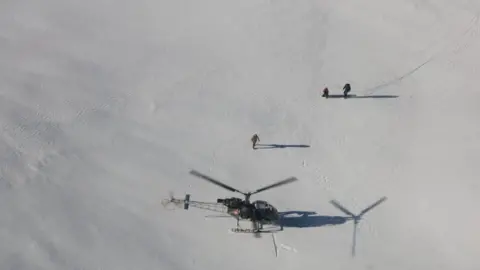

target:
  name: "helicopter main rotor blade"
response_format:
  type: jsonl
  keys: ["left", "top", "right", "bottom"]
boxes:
{"left": 358, "top": 196, "right": 387, "bottom": 217}
{"left": 329, "top": 200, "right": 356, "bottom": 217}
{"left": 189, "top": 170, "right": 245, "bottom": 195}
{"left": 251, "top": 177, "right": 298, "bottom": 195}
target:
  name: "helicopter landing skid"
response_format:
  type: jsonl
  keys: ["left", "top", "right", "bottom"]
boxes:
{"left": 229, "top": 225, "right": 282, "bottom": 234}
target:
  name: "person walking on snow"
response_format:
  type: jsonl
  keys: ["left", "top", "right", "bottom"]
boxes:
{"left": 343, "top": 83, "right": 351, "bottom": 98}
{"left": 322, "top": 87, "right": 329, "bottom": 98}
{"left": 251, "top": 134, "right": 260, "bottom": 149}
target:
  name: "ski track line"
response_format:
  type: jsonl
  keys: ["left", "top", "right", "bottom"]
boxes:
{"left": 450, "top": 11, "right": 479, "bottom": 55}
{"left": 419, "top": 10, "right": 479, "bottom": 69}
{"left": 365, "top": 10, "right": 480, "bottom": 95}
{"left": 446, "top": 11, "right": 480, "bottom": 71}
{"left": 420, "top": 7, "right": 480, "bottom": 62}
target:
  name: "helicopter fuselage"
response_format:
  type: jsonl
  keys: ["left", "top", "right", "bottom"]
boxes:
{"left": 218, "top": 198, "right": 279, "bottom": 223}
{"left": 188, "top": 169, "right": 297, "bottom": 231}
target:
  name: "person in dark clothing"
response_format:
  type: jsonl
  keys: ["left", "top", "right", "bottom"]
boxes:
{"left": 251, "top": 134, "right": 260, "bottom": 149}
{"left": 343, "top": 83, "right": 351, "bottom": 98}
{"left": 322, "top": 87, "right": 329, "bottom": 98}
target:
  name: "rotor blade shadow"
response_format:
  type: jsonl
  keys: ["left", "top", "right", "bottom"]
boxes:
{"left": 255, "top": 144, "right": 310, "bottom": 149}
{"left": 324, "top": 94, "right": 398, "bottom": 99}
{"left": 278, "top": 211, "right": 349, "bottom": 228}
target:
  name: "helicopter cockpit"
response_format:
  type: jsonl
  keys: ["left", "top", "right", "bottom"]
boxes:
{"left": 254, "top": 200, "right": 273, "bottom": 210}
{"left": 253, "top": 200, "right": 278, "bottom": 221}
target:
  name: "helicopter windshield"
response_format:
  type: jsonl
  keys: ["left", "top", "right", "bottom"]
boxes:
{"left": 254, "top": 200, "right": 274, "bottom": 211}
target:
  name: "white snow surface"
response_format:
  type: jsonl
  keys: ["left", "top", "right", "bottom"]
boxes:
{"left": 1, "top": 0, "right": 480, "bottom": 269}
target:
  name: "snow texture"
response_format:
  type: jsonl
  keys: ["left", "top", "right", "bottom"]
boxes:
{"left": 1, "top": 0, "right": 480, "bottom": 269}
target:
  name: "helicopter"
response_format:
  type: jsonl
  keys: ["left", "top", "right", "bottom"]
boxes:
{"left": 162, "top": 169, "right": 298, "bottom": 237}
{"left": 163, "top": 170, "right": 388, "bottom": 255}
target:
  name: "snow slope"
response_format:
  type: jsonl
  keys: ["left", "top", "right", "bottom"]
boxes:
{"left": 1, "top": 0, "right": 480, "bottom": 269}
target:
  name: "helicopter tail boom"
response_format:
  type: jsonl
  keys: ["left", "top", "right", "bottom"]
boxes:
{"left": 162, "top": 193, "right": 229, "bottom": 214}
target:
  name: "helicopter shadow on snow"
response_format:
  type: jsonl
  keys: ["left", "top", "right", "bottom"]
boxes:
{"left": 325, "top": 94, "right": 399, "bottom": 99}
{"left": 254, "top": 144, "right": 310, "bottom": 149}
{"left": 277, "top": 211, "right": 350, "bottom": 228}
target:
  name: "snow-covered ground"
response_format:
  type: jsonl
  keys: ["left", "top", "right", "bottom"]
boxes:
{"left": 1, "top": 0, "right": 480, "bottom": 269}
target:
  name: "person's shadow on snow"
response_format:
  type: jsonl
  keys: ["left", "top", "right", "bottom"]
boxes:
{"left": 254, "top": 144, "right": 310, "bottom": 149}
{"left": 324, "top": 94, "right": 399, "bottom": 99}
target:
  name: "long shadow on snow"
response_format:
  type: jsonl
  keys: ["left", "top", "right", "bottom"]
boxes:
{"left": 278, "top": 211, "right": 349, "bottom": 228}
{"left": 325, "top": 94, "right": 399, "bottom": 99}
{"left": 255, "top": 144, "right": 310, "bottom": 149}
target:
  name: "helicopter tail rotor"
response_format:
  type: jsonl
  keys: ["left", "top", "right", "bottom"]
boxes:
{"left": 184, "top": 194, "right": 191, "bottom": 210}
{"left": 161, "top": 192, "right": 191, "bottom": 210}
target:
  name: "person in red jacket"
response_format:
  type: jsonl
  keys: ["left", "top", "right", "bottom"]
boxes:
{"left": 322, "top": 87, "right": 329, "bottom": 98}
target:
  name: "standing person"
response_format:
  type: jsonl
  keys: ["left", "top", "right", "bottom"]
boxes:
{"left": 343, "top": 83, "right": 351, "bottom": 98}
{"left": 251, "top": 134, "right": 260, "bottom": 149}
{"left": 322, "top": 87, "right": 329, "bottom": 98}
